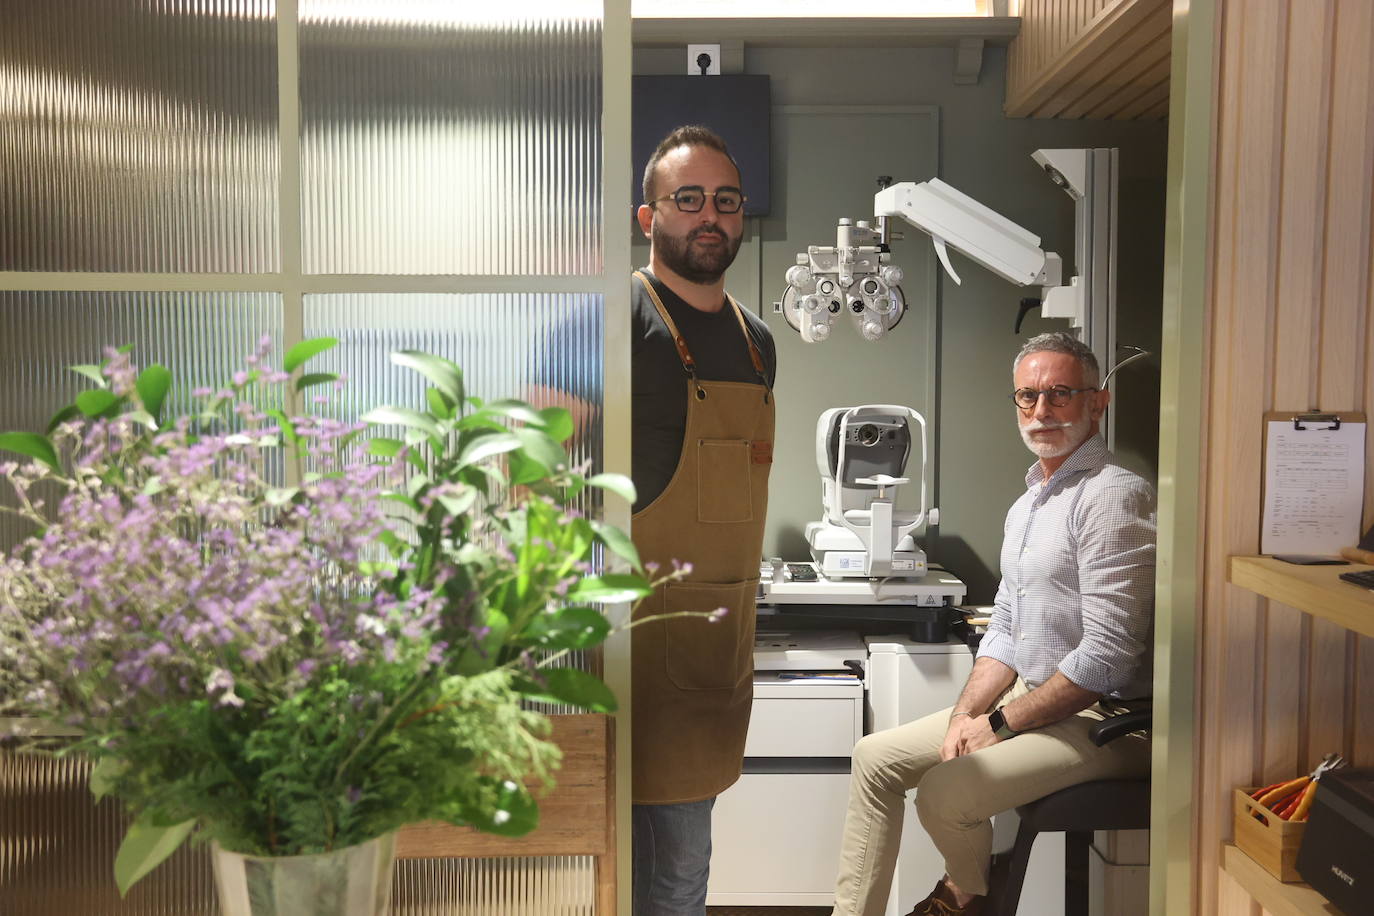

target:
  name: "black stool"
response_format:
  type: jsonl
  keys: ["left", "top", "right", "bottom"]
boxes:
{"left": 989, "top": 709, "right": 1152, "bottom": 916}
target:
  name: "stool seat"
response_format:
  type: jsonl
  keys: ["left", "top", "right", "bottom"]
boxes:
{"left": 989, "top": 779, "right": 1151, "bottom": 916}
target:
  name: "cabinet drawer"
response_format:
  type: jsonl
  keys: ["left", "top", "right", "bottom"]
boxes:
{"left": 745, "top": 696, "right": 862, "bottom": 757}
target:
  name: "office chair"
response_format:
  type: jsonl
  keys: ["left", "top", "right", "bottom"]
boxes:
{"left": 988, "top": 708, "right": 1152, "bottom": 916}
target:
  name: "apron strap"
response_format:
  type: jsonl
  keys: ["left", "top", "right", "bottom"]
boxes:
{"left": 634, "top": 270, "right": 771, "bottom": 394}
{"left": 725, "top": 292, "right": 771, "bottom": 389}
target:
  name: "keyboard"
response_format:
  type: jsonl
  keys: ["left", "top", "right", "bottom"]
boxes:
{"left": 1337, "top": 568, "right": 1374, "bottom": 589}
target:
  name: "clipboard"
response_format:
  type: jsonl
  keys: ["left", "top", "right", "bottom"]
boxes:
{"left": 1260, "top": 410, "right": 1367, "bottom": 556}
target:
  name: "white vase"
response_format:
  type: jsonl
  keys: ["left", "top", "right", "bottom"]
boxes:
{"left": 210, "top": 833, "right": 396, "bottom": 916}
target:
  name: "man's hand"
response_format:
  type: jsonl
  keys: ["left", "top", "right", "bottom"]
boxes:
{"left": 940, "top": 714, "right": 1000, "bottom": 761}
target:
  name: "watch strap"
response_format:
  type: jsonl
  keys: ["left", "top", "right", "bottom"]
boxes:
{"left": 989, "top": 708, "right": 1019, "bottom": 739}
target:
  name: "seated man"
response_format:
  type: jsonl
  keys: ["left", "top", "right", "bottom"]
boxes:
{"left": 829, "top": 331, "right": 1156, "bottom": 916}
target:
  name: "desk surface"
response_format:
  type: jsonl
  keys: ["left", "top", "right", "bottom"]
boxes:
{"left": 1229, "top": 556, "right": 1374, "bottom": 638}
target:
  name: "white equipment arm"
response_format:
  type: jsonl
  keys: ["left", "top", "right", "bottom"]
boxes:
{"left": 873, "top": 179, "right": 1062, "bottom": 289}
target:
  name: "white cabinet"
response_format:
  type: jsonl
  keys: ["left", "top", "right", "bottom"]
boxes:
{"left": 864, "top": 636, "right": 979, "bottom": 916}
{"left": 707, "top": 675, "right": 863, "bottom": 907}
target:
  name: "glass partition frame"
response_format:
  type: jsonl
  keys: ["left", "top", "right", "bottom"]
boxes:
{"left": 0, "top": 0, "right": 635, "bottom": 910}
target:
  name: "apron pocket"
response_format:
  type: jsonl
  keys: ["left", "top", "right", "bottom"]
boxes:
{"left": 661, "top": 578, "right": 758, "bottom": 691}
{"left": 696, "top": 438, "right": 753, "bottom": 523}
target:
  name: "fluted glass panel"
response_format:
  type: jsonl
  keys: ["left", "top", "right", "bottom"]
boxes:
{"left": 0, "top": 291, "right": 282, "bottom": 551}
{"left": 1, "top": 751, "right": 596, "bottom": 915}
{"left": 298, "top": 3, "right": 603, "bottom": 275}
{"left": 0, "top": 751, "right": 217, "bottom": 914}
{"left": 393, "top": 855, "right": 595, "bottom": 914}
{"left": 0, "top": 1, "right": 279, "bottom": 273}
{"left": 303, "top": 292, "right": 603, "bottom": 480}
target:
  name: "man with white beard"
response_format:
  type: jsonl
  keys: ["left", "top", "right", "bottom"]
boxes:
{"left": 828, "top": 331, "right": 1156, "bottom": 916}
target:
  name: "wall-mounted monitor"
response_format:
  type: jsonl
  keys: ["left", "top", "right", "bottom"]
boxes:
{"left": 632, "top": 74, "right": 771, "bottom": 217}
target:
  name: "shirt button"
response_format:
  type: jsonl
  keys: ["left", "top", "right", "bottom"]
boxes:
{"left": 1016, "top": 587, "right": 1026, "bottom": 597}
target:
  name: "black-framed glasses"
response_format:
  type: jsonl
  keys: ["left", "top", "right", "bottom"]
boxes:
{"left": 646, "top": 185, "right": 746, "bottom": 214}
{"left": 1010, "top": 386, "right": 1096, "bottom": 409}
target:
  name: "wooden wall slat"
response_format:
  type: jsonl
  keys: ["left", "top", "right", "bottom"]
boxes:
{"left": 1359, "top": 0, "right": 1374, "bottom": 761}
{"left": 1099, "top": 66, "right": 1170, "bottom": 120}
{"left": 1269, "top": 0, "right": 1335, "bottom": 784}
{"left": 1006, "top": 0, "right": 1172, "bottom": 119}
{"left": 1195, "top": 0, "right": 1374, "bottom": 911}
{"left": 1047, "top": 5, "right": 1172, "bottom": 119}
{"left": 1198, "top": 1, "right": 1286, "bottom": 912}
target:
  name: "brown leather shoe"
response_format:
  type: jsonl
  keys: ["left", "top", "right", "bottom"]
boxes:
{"left": 904, "top": 878, "right": 986, "bottom": 916}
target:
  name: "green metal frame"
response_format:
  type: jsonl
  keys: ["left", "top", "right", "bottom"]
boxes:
{"left": 1152, "top": 1, "right": 1216, "bottom": 913}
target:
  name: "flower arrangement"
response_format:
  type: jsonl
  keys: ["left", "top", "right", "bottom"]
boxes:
{"left": 0, "top": 337, "right": 659, "bottom": 894}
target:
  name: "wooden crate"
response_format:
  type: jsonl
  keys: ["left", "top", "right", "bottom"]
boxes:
{"left": 1232, "top": 786, "right": 1306, "bottom": 882}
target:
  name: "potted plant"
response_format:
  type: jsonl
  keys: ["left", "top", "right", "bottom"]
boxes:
{"left": 0, "top": 337, "right": 666, "bottom": 915}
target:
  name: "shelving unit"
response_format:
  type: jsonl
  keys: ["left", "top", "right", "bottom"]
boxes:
{"left": 1228, "top": 556, "right": 1374, "bottom": 639}
{"left": 1220, "top": 845, "right": 1342, "bottom": 916}
{"left": 1222, "top": 555, "right": 1371, "bottom": 914}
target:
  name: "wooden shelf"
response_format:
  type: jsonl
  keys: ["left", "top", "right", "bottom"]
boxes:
{"left": 1220, "top": 845, "right": 1342, "bottom": 916}
{"left": 1228, "top": 556, "right": 1374, "bottom": 639}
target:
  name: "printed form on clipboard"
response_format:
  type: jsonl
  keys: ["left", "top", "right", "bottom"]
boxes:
{"left": 1260, "top": 411, "right": 1367, "bottom": 556}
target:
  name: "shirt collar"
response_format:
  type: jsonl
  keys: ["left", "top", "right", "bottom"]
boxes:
{"left": 1024, "top": 433, "right": 1109, "bottom": 490}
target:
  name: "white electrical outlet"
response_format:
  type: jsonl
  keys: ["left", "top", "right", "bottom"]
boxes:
{"left": 687, "top": 44, "right": 721, "bottom": 76}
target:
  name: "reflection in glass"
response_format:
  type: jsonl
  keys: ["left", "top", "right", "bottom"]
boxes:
{"left": 303, "top": 291, "right": 603, "bottom": 479}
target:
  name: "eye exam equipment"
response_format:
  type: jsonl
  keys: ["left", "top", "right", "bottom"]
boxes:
{"left": 805, "top": 405, "right": 934, "bottom": 580}
{"left": 759, "top": 404, "right": 966, "bottom": 633}
{"left": 777, "top": 148, "right": 1118, "bottom": 357}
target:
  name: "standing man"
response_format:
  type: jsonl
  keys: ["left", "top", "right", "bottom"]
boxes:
{"left": 627, "top": 125, "right": 776, "bottom": 915}
{"left": 829, "top": 331, "right": 1155, "bottom": 916}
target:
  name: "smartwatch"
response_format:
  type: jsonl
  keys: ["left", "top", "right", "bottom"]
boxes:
{"left": 988, "top": 708, "right": 1020, "bottom": 740}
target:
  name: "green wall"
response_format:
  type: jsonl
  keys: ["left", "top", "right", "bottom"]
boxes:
{"left": 634, "top": 44, "right": 1168, "bottom": 602}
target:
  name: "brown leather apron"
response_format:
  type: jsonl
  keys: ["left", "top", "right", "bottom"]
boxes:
{"left": 630, "top": 270, "right": 775, "bottom": 805}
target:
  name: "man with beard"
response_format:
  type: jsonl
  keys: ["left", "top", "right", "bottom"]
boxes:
{"left": 828, "top": 331, "right": 1154, "bottom": 916}
{"left": 626, "top": 125, "right": 775, "bottom": 915}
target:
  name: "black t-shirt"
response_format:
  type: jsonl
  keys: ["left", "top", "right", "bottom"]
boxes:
{"left": 631, "top": 270, "right": 776, "bottom": 512}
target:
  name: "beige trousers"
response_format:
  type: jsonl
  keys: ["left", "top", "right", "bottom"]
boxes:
{"left": 830, "top": 679, "right": 1150, "bottom": 915}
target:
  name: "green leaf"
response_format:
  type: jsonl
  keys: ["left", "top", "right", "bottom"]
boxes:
{"left": 460, "top": 778, "right": 539, "bottom": 837}
{"left": 75, "top": 388, "right": 119, "bottom": 418}
{"left": 113, "top": 816, "right": 196, "bottom": 896}
{"left": 0, "top": 431, "right": 61, "bottom": 473}
{"left": 264, "top": 409, "right": 298, "bottom": 447}
{"left": 89, "top": 756, "right": 126, "bottom": 802}
{"left": 45, "top": 404, "right": 81, "bottom": 434}
{"left": 294, "top": 372, "right": 338, "bottom": 392}
{"left": 134, "top": 365, "right": 172, "bottom": 421}
{"left": 125, "top": 409, "right": 157, "bottom": 430}
{"left": 458, "top": 431, "right": 520, "bottom": 466}
{"left": 520, "top": 606, "right": 611, "bottom": 650}
{"left": 479, "top": 399, "right": 545, "bottom": 425}
{"left": 524, "top": 667, "right": 618, "bottom": 713}
{"left": 71, "top": 364, "right": 108, "bottom": 387}
{"left": 362, "top": 406, "right": 442, "bottom": 439}
{"left": 506, "top": 450, "right": 548, "bottom": 487}
{"left": 566, "top": 574, "right": 652, "bottom": 604}
{"left": 283, "top": 337, "right": 338, "bottom": 373}
{"left": 392, "top": 351, "right": 464, "bottom": 404}
{"left": 536, "top": 407, "right": 575, "bottom": 443}
{"left": 435, "top": 486, "right": 478, "bottom": 517}
{"left": 265, "top": 487, "right": 300, "bottom": 507}
{"left": 381, "top": 492, "right": 421, "bottom": 513}
{"left": 368, "top": 436, "right": 426, "bottom": 473}
{"left": 426, "top": 387, "right": 455, "bottom": 420}
{"left": 590, "top": 520, "right": 642, "bottom": 571}
{"left": 514, "top": 427, "right": 566, "bottom": 473}
{"left": 586, "top": 473, "right": 637, "bottom": 506}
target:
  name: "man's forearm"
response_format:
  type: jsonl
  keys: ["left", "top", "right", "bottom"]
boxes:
{"left": 1001, "top": 671, "right": 1100, "bottom": 732}
{"left": 951, "top": 657, "right": 1017, "bottom": 719}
